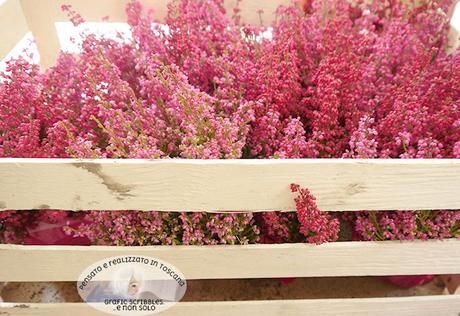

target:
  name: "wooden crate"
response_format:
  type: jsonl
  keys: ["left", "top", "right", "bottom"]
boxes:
{"left": 1, "top": 0, "right": 460, "bottom": 315}
{"left": 0, "top": 159, "right": 460, "bottom": 315}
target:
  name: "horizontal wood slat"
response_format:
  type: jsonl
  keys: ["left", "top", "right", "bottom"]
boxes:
{"left": 1, "top": 296, "right": 460, "bottom": 316}
{"left": 1, "top": 159, "right": 460, "bottom": 212}
{"left": 0, "top": 240, "right": 459, "bottom": 281}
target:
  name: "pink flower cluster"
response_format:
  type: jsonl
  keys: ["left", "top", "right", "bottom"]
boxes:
{"left": 1, "top": 0, "right": 459, "bottom": 245}
{"left": 258, "top": 184, "right": 339, "bottom": 244}
{"left": 0, "top": 210, "right": 71, "bottom": 243}
{"left": 291, "top": 184, "right": 339, "bottom": 244}
{"left": 346, "top": 210, "right": 460, "bottom": 241}
{"left": 64, "top": 211, "right": 259, "bottom": 246}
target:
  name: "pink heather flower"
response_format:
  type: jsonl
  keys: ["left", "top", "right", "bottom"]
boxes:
{"left": 61, "top": 4, "right": 85, "bottom": 26}
{"left": 274, "top": 118, "right": 308, "bottom": 158}
{"left": 1, "top": 0, "right": 460, "bottom": 246}
{"left": 454, "top": 141, "right": 460, "bottom": 158}
{"left": 343, "top": 116, "right": 378, "bottom": 158}
{"left": 66, "top": 211, "right": 259, "bottom": 246}
{"left": 259, "top": 184, "right": 339, "bottom": 245}
{"left": 346, "top": 210, "right": 460, "bottom": 242}
{"left": 291, "top": 184, "right": 339, "bottom": 244}
{"left": 0, "top": 211, "right": 33, "bottom": 243}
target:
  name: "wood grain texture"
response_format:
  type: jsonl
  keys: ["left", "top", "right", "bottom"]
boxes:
{"left": 0, "top": 0, "right": 29, "bottom": 59}
{"left": 1, "top": 240, "right": 459, "bottom": 281}
{"left": 1, "top": 296, "right": 460, "bottom": 316}
{"left": 1, "top": 159, "right": 460, "bottom": 212}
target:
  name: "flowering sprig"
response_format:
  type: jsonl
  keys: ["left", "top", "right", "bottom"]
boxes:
{"left": 290, "top": 183, "right": 340, "bottom": 244}
{"left": 347, "top": 210, "right": 460, "bottom": 241}
{"left": 257, "top": 184, "right": 340, "bottom": 245}
{"left": 1, "top": 0, "right": 460, "bottom": 245}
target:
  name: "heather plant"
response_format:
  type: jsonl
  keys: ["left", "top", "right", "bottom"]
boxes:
{"left": 258, "top": 184, "right": 339, "bottom": 244}
{"left": 346, "top": 210, "right": 460, "bottom": 242}
{"left": 0, "top": 210, "right": 33, "bottom": 243}
{"left": 1, "top": 0, "right": 459, "bottom": 246}
{"left": 64, "top": 211, "right": 260, "bottom": 246}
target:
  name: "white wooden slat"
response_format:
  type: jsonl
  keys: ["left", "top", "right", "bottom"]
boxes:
{"left": 1, "top": 296, "right": 460, "bottom": 316}
{"left": 18, "top": 0, "right": 290, "bottom": 69}
{"left": 448, "top": 1, "right": 460, "bottom": 52}
{"left": 1, "top": 159, "right": 460, "bottom": 212}
{"left": 18, "top": 0, "right": 61, "bottom": 70}
{"left": 0, "top": 0, "right": 29, "bottom": 60}
{"left": 0, "top": 240, "right": 459, "bottom": 281}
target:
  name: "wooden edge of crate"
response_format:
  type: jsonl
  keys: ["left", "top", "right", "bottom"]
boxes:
{"left": 0, "top": 0, "right": 29, "bottom": 60}
{"left": 1, "top": 158, "right": 460, "bottom": 212}
{"left": 1, "top": 239, "right": 459, "bottom": 281}
{"left": 1, "top": 296, "right": 460, "bottom": 316}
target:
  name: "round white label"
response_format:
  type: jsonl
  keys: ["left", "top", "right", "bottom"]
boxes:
{"left": 77, "top": 255, "right": 187, "bottom": 315}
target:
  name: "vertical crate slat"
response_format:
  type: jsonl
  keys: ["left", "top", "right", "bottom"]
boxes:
{"left": 0, "top": 0, "right": 29, "bottom": 60}
{"left": 1, "top": 159, "right": 460, "bottom": 212}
